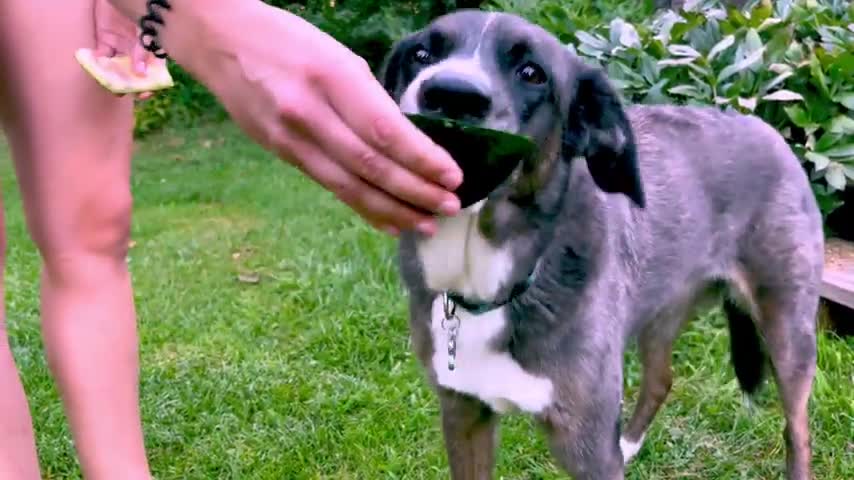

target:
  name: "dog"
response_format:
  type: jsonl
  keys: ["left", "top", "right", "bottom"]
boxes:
{"left": 380, "top": 9, "right": 823, "bottom": 480}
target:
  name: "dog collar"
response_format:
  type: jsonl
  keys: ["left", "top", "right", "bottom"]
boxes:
{"left": 446, "top": 272, "right": 537, "bottom": 315}
{"left": 440, "top": 270, "right": 537, "bottom": 371}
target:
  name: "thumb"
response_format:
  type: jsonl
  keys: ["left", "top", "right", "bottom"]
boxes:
{"left": 130, "top": 39, "right": 150, "bottom": 76}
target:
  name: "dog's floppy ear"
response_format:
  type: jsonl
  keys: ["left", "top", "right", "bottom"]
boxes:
{"left": 563, "top": 66, "right": 645, "bottom": 208}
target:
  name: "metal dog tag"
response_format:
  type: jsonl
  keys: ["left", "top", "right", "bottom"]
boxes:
{"left": 442, "top": 293, "right": 460, "bottom": 371}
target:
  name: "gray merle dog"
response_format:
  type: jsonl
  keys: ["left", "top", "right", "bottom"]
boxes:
{"left": 380, "top": 9, "right": 823, "bottom": 480}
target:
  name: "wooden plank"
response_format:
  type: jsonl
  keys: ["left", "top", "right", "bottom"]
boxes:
{"left": 822, "top": 238, "right": 854, "bottom": 310}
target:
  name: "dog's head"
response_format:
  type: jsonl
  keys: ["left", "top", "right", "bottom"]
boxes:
{"left": 380, "top": 10, "right": 645, "bottom": 208}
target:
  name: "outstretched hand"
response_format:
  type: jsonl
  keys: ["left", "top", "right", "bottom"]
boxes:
{"left": 162, "top": 3, "right": 463, "bottom": 236}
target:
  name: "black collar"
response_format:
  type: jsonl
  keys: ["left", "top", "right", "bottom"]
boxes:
{"left": 446, "top": 270, "right": 537, "bottom": 315}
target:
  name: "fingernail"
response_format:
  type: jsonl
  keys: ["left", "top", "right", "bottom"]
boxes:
{"left": 416, "top": 219, "right": 437, "bottom": 236}
{"left": 439, "top": 170, "right": 462, "bottom": 190}
{"left": 439, "top": 197, "right": 460, "bottom": 216}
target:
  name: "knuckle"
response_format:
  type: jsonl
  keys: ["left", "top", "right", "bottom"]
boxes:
{"left": 370, "top": 114, "right": 400, "bottom": 150}
{"left": 273, "top": 136, "right": 299, "bottom": 163}
{"left": 303, "top": 62, "right": 328, "bottom": 87}
{"left": 330, "top": 178, "right": 360, "bottom": 204}
{"left": 276, "top": 91, "right": 309, "bottom": 124}
{"left": 354, "top": 148, "right": 388, "bottom": 183}
{"left": 355, "top": 57, "right": 371, "bottom": 74}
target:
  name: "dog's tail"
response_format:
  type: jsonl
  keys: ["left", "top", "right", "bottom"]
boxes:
{"left": 722, "top": 297, "right": 767, "bottom": 395}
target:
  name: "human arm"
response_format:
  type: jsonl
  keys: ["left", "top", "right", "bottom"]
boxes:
{"left": 107, "top": 0, "right": 463, "bottom": 235}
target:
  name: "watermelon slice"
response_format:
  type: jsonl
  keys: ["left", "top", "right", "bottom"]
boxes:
{"left": 75, "top": 48, "right": 174, "bottom": 95}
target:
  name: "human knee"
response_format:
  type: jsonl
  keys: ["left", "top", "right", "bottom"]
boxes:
{"left": 32, "top": 185, "right": 133, "bottom": 279}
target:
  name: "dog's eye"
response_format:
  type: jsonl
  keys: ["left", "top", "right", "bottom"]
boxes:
{"left": 518, "top": 63, "right": 546, "bottom": 85}
{"left": 413, "top": 47, "right": 434, "bottom": 65}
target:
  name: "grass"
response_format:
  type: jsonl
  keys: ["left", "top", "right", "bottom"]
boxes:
{"left": 1, "top": 121, "right": 852, "bottom": 479}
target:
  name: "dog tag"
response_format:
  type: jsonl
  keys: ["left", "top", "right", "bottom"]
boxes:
{"left": 442, "top": 293, "right": 461, "bottom": 371}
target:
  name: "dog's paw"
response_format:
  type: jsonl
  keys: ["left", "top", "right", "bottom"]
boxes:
{"left": 619, "top": 433, "right": 644, "bottom": 464}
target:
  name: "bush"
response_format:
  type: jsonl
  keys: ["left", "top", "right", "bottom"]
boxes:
{"left": 486, "top": 0, "right": 654, "bottom": 40}
{"left": 134, "top": 62, "right": 227, "bottom": 137}
{"left": 506, "top": 0, "right": 853, "bottom": 218}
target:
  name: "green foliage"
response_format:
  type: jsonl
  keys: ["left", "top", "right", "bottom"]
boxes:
{"left": 486, "top": 0, "right": 654, "bottom": 41}
{"left": 271, "top": 1, "right": 484, "bottom": 69}
{"left": 134, "top": 64, "right": 227, "bottom": 137}
{"left": 535, "top": 0, "right": 852, "bottom": 217}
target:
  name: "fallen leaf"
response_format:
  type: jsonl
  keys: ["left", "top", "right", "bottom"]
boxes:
{"left": 237, "top": 273, "right": 261, "bottom": 284}
{"left": 167, "top": 137, "right": 185, "bottom": 147}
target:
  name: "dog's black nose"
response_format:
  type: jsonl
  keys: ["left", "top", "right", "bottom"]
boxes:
{"left": 418, "top": 75, "right": 492, "bottom": 122}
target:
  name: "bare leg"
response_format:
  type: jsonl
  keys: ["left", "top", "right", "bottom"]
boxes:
{"left": 0, "top": 203, "right": 41, "bottom": 479}
{"left": 0, "top": 1, "right": 150, "bottom": 478}
{"left": 438, "top": 389, "right": 499, "bottom": 480}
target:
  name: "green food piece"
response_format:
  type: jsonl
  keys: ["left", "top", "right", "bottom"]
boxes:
{"left": 406, "top": 114, "right": 538, "bottom": 208}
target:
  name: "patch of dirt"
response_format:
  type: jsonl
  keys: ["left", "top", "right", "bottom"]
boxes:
{"left": 825, "top": 238, "right": 854, "bottom": 271}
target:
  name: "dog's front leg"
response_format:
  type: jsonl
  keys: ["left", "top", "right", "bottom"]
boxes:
{"left": 437, "top": 387, "right": 498, "bottom": 480}
{"left": 541, "top": 400, "right": 625, "bottom": 480}
{"left": 539, "top": 358, "right": 625, "bottom": 480}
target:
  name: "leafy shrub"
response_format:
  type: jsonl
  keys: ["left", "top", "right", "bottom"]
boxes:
{"left": 278, "top": 1, "right": 489, "bottom": 68}
{"left": 487, "top": 0, "right": 654, "bottom": 41}
{"left": 134, "top": 63, "right": 227, "bottom": 137}
{"left": 508, "top": 0, "right": 853, "bottom": 217}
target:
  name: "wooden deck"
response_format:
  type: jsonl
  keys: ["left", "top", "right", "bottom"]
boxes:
{"left": 822, "top": 238, "right": 854, "bottom": 311}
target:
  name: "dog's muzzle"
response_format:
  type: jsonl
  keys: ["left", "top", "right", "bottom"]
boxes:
{"left": 418, "top": 73, "right": 492, "bottom": 123}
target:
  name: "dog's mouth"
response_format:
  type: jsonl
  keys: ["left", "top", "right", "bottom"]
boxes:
{"left": 406, "top": 113, "right": 537, "bottom": 209}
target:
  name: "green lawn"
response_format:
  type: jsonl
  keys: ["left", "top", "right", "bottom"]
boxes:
{"left": 2, "top": 122, "right": 852, "bottom": 479}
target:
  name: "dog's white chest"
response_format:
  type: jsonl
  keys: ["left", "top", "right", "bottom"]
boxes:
{"left": 415, "top": 203, "right": 513, "bottom": 300}
{"left": 429, "top": 298, "right": 554, "bottom": 414}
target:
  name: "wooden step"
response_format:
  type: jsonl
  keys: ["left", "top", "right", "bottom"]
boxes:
{"left": 823, "top": 238, "right": 854, "bottom": 311}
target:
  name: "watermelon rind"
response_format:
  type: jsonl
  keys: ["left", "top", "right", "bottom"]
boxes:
{"left": 75, "top": 48, "right": 175, "bottom": 95}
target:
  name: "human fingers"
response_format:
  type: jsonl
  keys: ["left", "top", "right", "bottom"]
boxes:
{"left": 131, "top": 39, "right": 166, "bottom": 101}
{"left": 291, "top": 91, "right": 460, "bottom": 217}
{"left": 121, "top": 45, "right": 151, "bottom": 101}
{"left": 130, "top": 36, "right": 150, "bottom": 76}
{"left": 319, "top": 57, "right": 463, "bottom": 193}
{"left": 278, "top": 132, "right": 438, "bottom": 236}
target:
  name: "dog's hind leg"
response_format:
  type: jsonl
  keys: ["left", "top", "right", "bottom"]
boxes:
{"left": 726, "top": 275, "right": 817, "bottom": 480}
{"left": 751, "top": 285, "right": 818, "bottom": 480}
{"left": 620, "top": 302, "right": 694, "bottom": 464}
{"left": 437, "top": 388, "right": 499, "bottom": 480}
{"left": 732, "top": 235, "right": 821, "bottom": 479}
